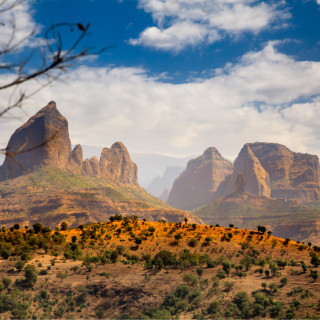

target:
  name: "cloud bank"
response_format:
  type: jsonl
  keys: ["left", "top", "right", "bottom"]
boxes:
{"left": 129, "top": 0, "right": 289, "bottom": 51}
{"left": 2, "top": 42, "right": 320, "bottom": 161}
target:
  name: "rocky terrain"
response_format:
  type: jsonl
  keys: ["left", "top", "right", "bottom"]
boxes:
{"left": 167, "top": 148, "right": 233, "bottom": 210}
{"left": 167, "top": 143, "right": 320, "bottom": 211}
{"left": 216, "top": 143, "right": 320, "bottom": 202}
{"left": 0, "top": 101, "right": 138, "bottom": 186}
{"left": 0, "top": 101, "right": 200, "bottom": 228}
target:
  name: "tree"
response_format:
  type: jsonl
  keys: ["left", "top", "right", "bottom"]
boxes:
{"left": 15, "top": 260, "right": 25, "bottom": 272}
{"left": 310, "top": 252, "right": 320, "bottom": 268}
{"left": 257, "top": 225, "right": 267, "bottom": 233}
{"left": 32, "top": 223, "right": 43, "bottom": 234}
{"left": 60, "top": 221, "right": 68, "bottom": 231}
{"left": 24, "top": 264, "right": 37, "bottom": 285}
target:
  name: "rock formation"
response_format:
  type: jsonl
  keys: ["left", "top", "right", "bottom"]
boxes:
{"left": 67, "top": 144, "right": 84, "bottom": 175}
{"left": 99, "top": 142, "right": 138, "bottom": 185}
{"left": 216, "top": 142, "right": 320, "bottom": 201}
{"left": 214, "top": 144, "right": 271, "bottom": 199}
{"left": 0, "top": 101, "right": 71, "bottom": 179}
{"left": 167, "top": 147, "right": 233, "bottom": 210}
{"left": 0, "top": 101, "right": 138, "bottom": 186}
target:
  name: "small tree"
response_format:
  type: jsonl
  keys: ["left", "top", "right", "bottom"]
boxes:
{"left": 257, "top": 225, "right": 267, "bottom": 233}
{"left": 15, "top": 260, "right": 25, "bottom": 272}
{"left": 310, "top": 252, "right": 320, "bottom": 268}
{"left": 60, "top": 221, "right": 68, "bottom": 231}
{"left": 32, "top": 223, "right": 43, "bottom": 234}
{"left": 24, "top": 264, "right": 37, "bottom": 285}
{"left": 56, "top": 271, "right": 68, "bottom": 282}
{"left": 222, "top": 261, "right": 232, "bottom": 276}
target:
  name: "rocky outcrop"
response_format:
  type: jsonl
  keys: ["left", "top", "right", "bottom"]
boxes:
{"left": 0, "top": 101, "right": 71, "bottom": 179}
{"left": 0, "top": 101, "right": 138, "bottom": 186}
{"left": 167, "top": 147, "right": 233, "bottom": 210}
{"left": 99, "top": 142, "right": 138, "bottom": 185}
{"left": 217, "top": 142, "right": 320, "bottom": 201}
{"left": 214, "top": 144, "right": 271, "bottom": 199}
{"left": 67, "top": 144, "right": 84, "bottom": 175}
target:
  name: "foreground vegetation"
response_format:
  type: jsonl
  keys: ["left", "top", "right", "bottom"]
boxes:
{"left": 0, "top": 217, "right": 320, "bottom": 319}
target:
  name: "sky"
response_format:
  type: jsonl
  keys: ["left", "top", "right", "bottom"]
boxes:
{"left": 1, "top": 0, "right": 320, "bottom": 161}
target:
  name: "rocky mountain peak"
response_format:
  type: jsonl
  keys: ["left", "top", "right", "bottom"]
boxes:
{"left": 167, "top": 146, "right": 233, "bottom": 210}
{"left": 217, "top": 142, "right": 320, "bottom": 201}
{"left": 203, "top": 147, "right": 222, "bottom": 159}
{"left": 0, "top": 101, "right": 139, "bottom": 187}
{"left": 0, "top": 101, "right": 71, "bottom": 179}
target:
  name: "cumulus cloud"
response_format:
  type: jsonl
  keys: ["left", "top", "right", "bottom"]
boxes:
{"left": 129, "top": 0, "right": 289, "bottom": 51}
{"left": 2, "top": 42, "right": 320, "bottom": 161}
{"left": 0, "top": 0, "right": 38, "bottom": 51}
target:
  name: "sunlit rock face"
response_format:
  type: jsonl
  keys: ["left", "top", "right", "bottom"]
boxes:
{"left": 216, "top": 142, "right": 320, "bottom": 202}
{"left": 167, "top": 147, "right": 233, "bottom": 210}
{"left": 0, "top": 101, "right": 71, "bottom": 179}
{"left": 0, "top": 101, "right": 138, "bottom": 186}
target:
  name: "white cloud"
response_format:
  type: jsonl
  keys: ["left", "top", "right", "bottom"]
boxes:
{"left": 0, "top": 0, "right": 38, "bottom": 51}
{"left": 129, "top": 0, "right": 289, "bottom": 51}
{"left": 2, "top": 42, "right": 320, "bottom": 162}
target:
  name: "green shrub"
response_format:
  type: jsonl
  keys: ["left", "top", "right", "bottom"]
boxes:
{"left": 188, "top": 238, "right": 198, "bottom": 247}
{"left": 216, "top": 269, "right": 227, "bottom": 279}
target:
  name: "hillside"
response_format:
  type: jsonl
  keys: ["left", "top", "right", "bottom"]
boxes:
{"left": 193, "top": 191, "right": 320, "bottom": 245}
{"left": 0, "top": 166, "right": 202, "bottom": 228}
{"left": 0, "top": 219, "right": 319, "bottom": 319}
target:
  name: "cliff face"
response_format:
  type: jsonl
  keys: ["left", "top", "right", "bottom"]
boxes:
{"left": 217, "top": 142, "right": 320, "bottom": 201}
{"left": 214, "top": 144, "right": 271, "bottom": 199}
{"left": 0, "top": 101, "right": 71, "bottom": 179}
{"left": 0, "top": 101, "right": 138, "bottom": 186}
{"left": 167, "top": 147, "right": 233, "bottom": 210}
{"left": 99, "top": 142, "right": 138, "bottom": 185}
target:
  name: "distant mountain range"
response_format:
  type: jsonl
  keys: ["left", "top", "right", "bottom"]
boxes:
{"left": 78, "top": 145, "right": 194, "bottom": 189}
{"left": 168, "top": 142, "right": 320, "bottom": 210}
{"left": 165, "top": 143, "right": 320, "bottom": 244}
{"left": 0, "top": 101, "right": 201, "bottom": 228}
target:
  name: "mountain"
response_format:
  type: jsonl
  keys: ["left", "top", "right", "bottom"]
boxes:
{"left": 0, "top": 101, "right": 71, "bottom": 179}
{"left": 146, "top": 165, "right": 184, "bottom": 198}
{"left": 79, "top": 146, "right": 194, "bottom": 188}
{"left": 216, "top": 142, "right": 320, "bottom": 201}
{"left": 167, "top": 147, "right": 233, "bottom": 210}
{"left": 130, "top": 153, "right": 194, "bottom": 187}
{"left": 0, "top": 101, "right": 202, "bottom": 228}
{"left": 193, "top": 190, "right": 320, "bottom": 245}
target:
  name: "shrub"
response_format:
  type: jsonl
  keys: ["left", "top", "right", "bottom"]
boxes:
{"left": 188, "top": 238, "right": 198, "bottom": 247}
{"left": 216, "top": 269, "right": 227, "bottom": 279}
{"left": 2, "top": 277, "right": 11, "bottom": 288}
{"left": 207, "top": 300, "right": 220, "bottom": 315}
{"left": 15, "top": 260, "right": 25, "bottom": 272}
{"left": 60, "top": 221, "right": 68, "bottom": 231}
{"left": 280, "top": 277, "right": 288, "bottom": 285}
{"left": 24, "top": 264, "right": 37, "bottom": 285}
{"left": 183, "top": 273, "right": 198, "bottom": 287}
{"left": 32, "top": 223, "right": 43, "bottom": 234}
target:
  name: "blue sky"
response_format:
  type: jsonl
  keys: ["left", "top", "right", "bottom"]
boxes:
{"left": 1, "top": 0, "right": 320, "bottom": 160}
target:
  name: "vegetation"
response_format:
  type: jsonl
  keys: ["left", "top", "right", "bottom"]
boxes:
{"left": 0, "top": 218, "right": 318, "bottom": 319}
